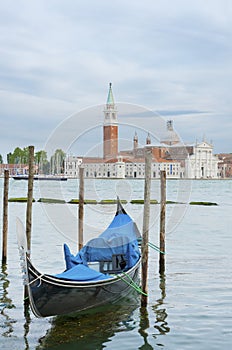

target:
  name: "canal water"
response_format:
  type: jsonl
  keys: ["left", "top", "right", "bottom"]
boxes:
{"left": 0, "top": 178, "right": 231, "bottom": 349}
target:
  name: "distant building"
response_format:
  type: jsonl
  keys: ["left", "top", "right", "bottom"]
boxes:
{"left": 64, "top": 83, "right": 219, "bottom": 179}
{"left": 64, "top": 155, "right": 182, "bottom": 179}
{"left": 185, "top": 141, "right": 219, "bottom": 179}
{"left": 0, "top": 163, "right": 29, "bottom": 176}
{"left": 217, "top": 153, "right": 232, "bottom": 178}
{"left": 103, "top": 82, "right": 118, "bottom": 159}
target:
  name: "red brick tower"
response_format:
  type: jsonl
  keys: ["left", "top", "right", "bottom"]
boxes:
{"left": 103, "top": 83, "right": 118, "bottom": 159}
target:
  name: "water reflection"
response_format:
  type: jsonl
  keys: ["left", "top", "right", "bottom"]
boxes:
{"left": 36, "top": 275, "right": 170, "bottom": 349}
{"left": 152, "top": 274, "right": 170, "bottom": 340}
{"left": 23, "top": 303, "right": 31, "bottom": 350}
{"left": 138, "top": 307, "right": 153, "bottom": 349}
{"left": 137, "top": 274, "right": 169, "bottom": 349}
{"left": 0, "top": 264, "right": 15, "bottom": 337}
{"left": 36, "top": 295, "right": 139, "bottom": 349}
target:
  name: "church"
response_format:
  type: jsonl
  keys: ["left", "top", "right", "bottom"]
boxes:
{"left": 64, "top": 84, "right": 219, "bottom": 179}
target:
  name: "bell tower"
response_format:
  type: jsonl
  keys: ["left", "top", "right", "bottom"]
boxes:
{"left": 103, "top": 83, "right": 118, "bottom": 159}
{"left": 133, "top": 131, "right": 138, "bottom": 150}
{"left": 146, "top": 132, "right": 151, "bottom": 145}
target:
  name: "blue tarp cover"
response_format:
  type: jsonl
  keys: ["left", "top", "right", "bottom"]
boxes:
{"left": 55, "top": 263, "right": 112, "bottom": 281}
{"left": 62, "top": 211, "right": 141, "bottom": 281}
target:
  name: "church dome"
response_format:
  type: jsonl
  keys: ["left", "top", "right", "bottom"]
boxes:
{"left": 161, "top": 120, "right": 180, "bottom": 145}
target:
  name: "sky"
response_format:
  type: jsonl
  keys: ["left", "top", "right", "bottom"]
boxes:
{"left": 1, "top": 0, "right": 232, "bottom": 162}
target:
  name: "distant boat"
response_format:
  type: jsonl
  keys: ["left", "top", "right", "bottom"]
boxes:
{"left": 16, "top": 198, "right": 142, "bottom": 317}
{"left": 12, "top": 175, "right": 68, "bottom": 181}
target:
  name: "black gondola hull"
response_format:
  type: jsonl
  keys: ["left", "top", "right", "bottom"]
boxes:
{"left": 17, "top": 197, "right": 142, "bottom": 318}
{"left": 27, "top": 257, "right": 141, "bottom": 317}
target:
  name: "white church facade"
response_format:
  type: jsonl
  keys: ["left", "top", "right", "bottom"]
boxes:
{"left": 185, "top": 141, "right": 219, "bottom": 179}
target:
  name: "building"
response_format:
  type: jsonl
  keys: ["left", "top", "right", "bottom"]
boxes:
{"left": 103, "top": 83, "right": 118, "bottom": 159}
{"left": 64, "top": 155, "right": 182, "bottom": 179}
{"left": 0, "top": 163, "right": 29, "bottom": 176}
{"left": 64, "top": 83, "right": 219, "bottom": 179}
{"left": 64, "top": 83, "right": 183, "bottom": 179}
{"left": 161, "top": 120, "right": 180, "bottom": 145}
{"left": 217, "top": 153, "right": 232, "bottom": 178}
{"left": 185, "top": 141, "right": 219, "bottom": 179}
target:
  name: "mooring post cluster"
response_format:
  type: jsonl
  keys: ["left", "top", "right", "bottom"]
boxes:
{"left": 1, "top": 143, "right": 167, "bottom": 310}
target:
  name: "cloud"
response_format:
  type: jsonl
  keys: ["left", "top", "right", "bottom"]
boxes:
{"left": 0, "top": 0, "right": 231, "bottom": 161}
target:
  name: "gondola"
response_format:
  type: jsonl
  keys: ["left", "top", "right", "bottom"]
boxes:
{"left": 17, "top": 198, "right": 142, "bottom": 318}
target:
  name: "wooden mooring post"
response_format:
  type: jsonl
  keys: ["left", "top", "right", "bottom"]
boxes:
{"left": 141, "top": 147, "right": 152, "bottom": 306}
{"left": 78, "top": 167, "right": 84, "bottom": 250}
{"left": 24, "top": 145, "right": 34, "bottom": 303}
{"left": 159, "top": 170, "right": 166, "bottom": 274}
{"left": 26, "top": 146, "right": 35, "bottom": 258}
{"left": 2, "top": 169, "right": 9, "bottom": 264}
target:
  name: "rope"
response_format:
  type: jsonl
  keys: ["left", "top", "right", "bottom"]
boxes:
{"left": 27, "top": 273, "right": 44, "bottom": 287}
{"left": 114, "top": 271, "right": 148, "bottom": 297}
{"left": 148, "top": 241, "right": 165, "bottom": 254}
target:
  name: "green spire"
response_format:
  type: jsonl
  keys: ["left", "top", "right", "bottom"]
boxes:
{"left": 107, "top": 82, "right": 114, "bottom": 105}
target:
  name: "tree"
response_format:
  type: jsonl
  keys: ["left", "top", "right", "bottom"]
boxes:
{"left": 50, "top": 149, "right": 66, "bottom": 174}
{"left": 7, "top": 147, "right": 25, "bottom": 164}
{"left": 6, "top": 147, "right": 66, "bottom": 175}
{"left": 22, "top": 147, "right": 29, "bottom": 164}
{"left": 35, "top": 150, "right": 48, "bottom": 174}
{"left": 0, "top": 154, "right": 3, "bottom": 164}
